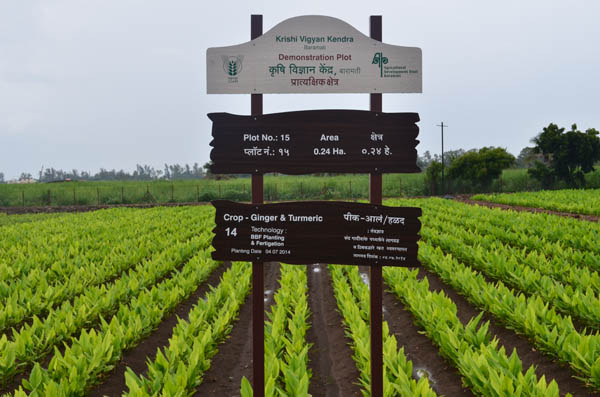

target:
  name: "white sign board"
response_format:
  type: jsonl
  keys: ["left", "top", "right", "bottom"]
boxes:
{"left": 206, "top": 15, "right": 422, "bottom": 94}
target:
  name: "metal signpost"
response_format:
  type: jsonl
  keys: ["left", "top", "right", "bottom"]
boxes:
{"left": 206, "top": 14, "right": 422, "bottom": 397}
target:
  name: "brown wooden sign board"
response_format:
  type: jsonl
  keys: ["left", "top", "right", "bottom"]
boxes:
{"left": 211, "top": 200, "right": 421, "bottom": 267}
{"left": 208, "top": 110, "right": 420, "bottom": 174}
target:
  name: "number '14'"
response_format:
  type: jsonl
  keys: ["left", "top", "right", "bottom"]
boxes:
{"left": 226, "top": 227, "right": 237, "bottom": 237}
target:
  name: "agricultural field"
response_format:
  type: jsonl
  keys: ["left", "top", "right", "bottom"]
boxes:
{"left": 0, "top": 169, "right": 561, "bottom": 208}
{"left": 473, "top": 188, "right": 600, "bottom": 216}
{"left": 1, "top": 198, "right": 599, "bottom": 396}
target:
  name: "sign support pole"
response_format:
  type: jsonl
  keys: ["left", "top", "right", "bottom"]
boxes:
{"left": 369, "top": 15, "right": 383, "bottom": 397}
{"left": 251, "top": 14, "right": 265, "bottom": 397}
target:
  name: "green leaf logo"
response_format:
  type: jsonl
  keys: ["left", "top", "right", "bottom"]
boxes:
{"left": 222, "top": 55, "right": 244, "bottom": 77}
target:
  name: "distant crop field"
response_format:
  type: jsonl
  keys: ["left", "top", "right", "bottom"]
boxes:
{"left": 0, "top": 169, "right": 557, "bottom": 207}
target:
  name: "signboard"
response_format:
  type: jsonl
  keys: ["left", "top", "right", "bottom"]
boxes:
{"left": 208, "top": 110, "right": 420, "bottom": 174}
{"left": 206, "top": 15, "right": 422, "bottom": 94}
{"left": 211, "top": 200, "right": 421, "bottom": 266}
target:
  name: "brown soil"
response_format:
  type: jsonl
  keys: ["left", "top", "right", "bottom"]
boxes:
{"left": 306, "top": 264, "right": 362, "bottom": 397}
{"left": 380, "top": 278, "right": 474, "bottom": 396}
{"left": 193, "top": 262, "right": 281, "bottom": 396}
{"left": 418, "top": 266, "right": 598, "bottom": 397}
{"left": 88, "top": 261, "right": 230, "bottom": 397}
{"left": 351, "top": 267, "right": 472, "bottom": 397}
{"left": 453, "top": 195, "right": 600, "bottom": 222}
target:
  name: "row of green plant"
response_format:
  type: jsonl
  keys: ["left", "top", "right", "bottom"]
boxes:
{"left": 0, "top": 234, "right": 209, "bottom": 387}
{"left": 329, "top": 265, "right": 436, "bottom": 396}
{"left": 0, "top": 206, "right": 208, "bottom": 279}
{"left": 241, "top": 264, "right": 312, "bottom": 396}
{"left": 417, "top": 241, "right": 599, "bottom": 390}
{"left": 9, "top": 248, "right": 221, "bottom": 396}
{"left": 383, "top": 266, "right": 563, "bottom": 396}
{"left": 421, "top": 202, "right": 600, "bottom": 294}
{"left": 0, "top": 207, "right": 160, "bottom": 277}
{"left": 412, "top": 198, "right": 600, "bottom": 271}
{"left": 124, "top": 261, "right": 251, "bottom": 396}
{"left": 0, "top": 213, "right": 65, "bottom": 227}
{"left": 0, "top": 208, "right": 212, "bottom": 331}
{"left": 418, "top": 208, "right": 600, "bottom": 330}
{"left": 414, "top": 197, "right": 600, "bottom": 254}
{"left": 473, "top": 188, "right": 600, "bottom": 216}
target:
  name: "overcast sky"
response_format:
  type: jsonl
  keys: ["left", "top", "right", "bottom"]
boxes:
{"left": 1, "top": 0, "right": 599, "bottom": 179}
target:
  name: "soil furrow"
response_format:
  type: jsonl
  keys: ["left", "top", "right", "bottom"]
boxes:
{"left": 356, "top": 266, "right": 473, "bottom": 397}
{"left": 0, "top": 248, "right": 205, "bottom": 395}
{"left": 88, "top": 260, "right": 230, "bottom": 397}
{"left": 193, "top": 262, "right": 281, "bottom": 396}
{"left": 307, "top": 264, "right": 362, "bottom": 397}
{"left": 418, "top": 266, "right": 598, "bottom": 397}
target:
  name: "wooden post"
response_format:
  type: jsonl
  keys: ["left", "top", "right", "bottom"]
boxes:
{"left": 251, "top": 14, "right": 265, "bottom": 397}
{"left": 370, "top": 15, "right": 384, "bottom": 397}
{"left": 96, "top": 188, "right": 100, "bottom": 205}
{"left": 22, "top": 191, "right": 25, "bottom": 207}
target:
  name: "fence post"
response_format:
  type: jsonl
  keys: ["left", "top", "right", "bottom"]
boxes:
{"left": 97, "top": 188, "right": 100, "bottom": 205}
{"left": 22, "top": 191, "right": 25, "bottom": 207}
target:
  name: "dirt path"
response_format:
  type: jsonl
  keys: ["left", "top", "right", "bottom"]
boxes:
{"left": 454, "top": 196, "right": 599, "bottom": 222}
{"left": 418, "top": 266, "right": 598, "bottom": 397}
{"left": 307, "top": 264, "right": 362, "bottom": 397}
{"left": 89, "top": 261, "right": 231, "bottom": 397}
{"left": 193, "top": 262, "right": 281, "bottom": 396}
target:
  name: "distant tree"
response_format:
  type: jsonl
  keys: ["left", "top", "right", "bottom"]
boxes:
{"left": 424, "top": 160, "right": 443, "bottom": 194}
{"left": 447, "top": 147, "right": 515, "bottom": 189}
{"left": 515, "top": 147, "right": 539, "bottom": 168}
{"left": 0, "top": 172, "right": 4, "bottom": 183}
{"left": 19, "top": 172, "right": 33, "bottom": 181}
{"left": 529, "top": 123, "right": 600, "bottom": 187}
{"left": 203, "top": 162, "right": 213, "bottom": 178}
{"left": 417, "top": 150, "right": 433, "bottom": 171}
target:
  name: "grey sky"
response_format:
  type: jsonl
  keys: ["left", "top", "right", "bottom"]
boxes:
{"left": 1, "top": 0, "right": 599, "bottom": 180}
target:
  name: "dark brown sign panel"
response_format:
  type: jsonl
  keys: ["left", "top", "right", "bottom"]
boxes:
{"left": 208, "top": 110, "right": 420, "bottom": 174}
{"left": 211, "top": 200, "right": 421, "bottom": 266}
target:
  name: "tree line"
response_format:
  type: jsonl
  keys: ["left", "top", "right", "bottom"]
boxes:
{"left": 422, "top": 123, "right": 600, "bottom": 193}
{"left": 2, "top": 123, "right": 599, "bottom": 189}
{"left": 1, "top": 163, "right": 209, "bottom": 183}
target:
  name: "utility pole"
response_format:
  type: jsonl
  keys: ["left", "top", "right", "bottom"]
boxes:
{"left": 437, "top": 122, "right": 447, "bottom": 195}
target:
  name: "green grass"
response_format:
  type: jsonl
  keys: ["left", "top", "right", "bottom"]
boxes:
{"left": 2, "top": 168, "right": 599, "bottom": 207}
